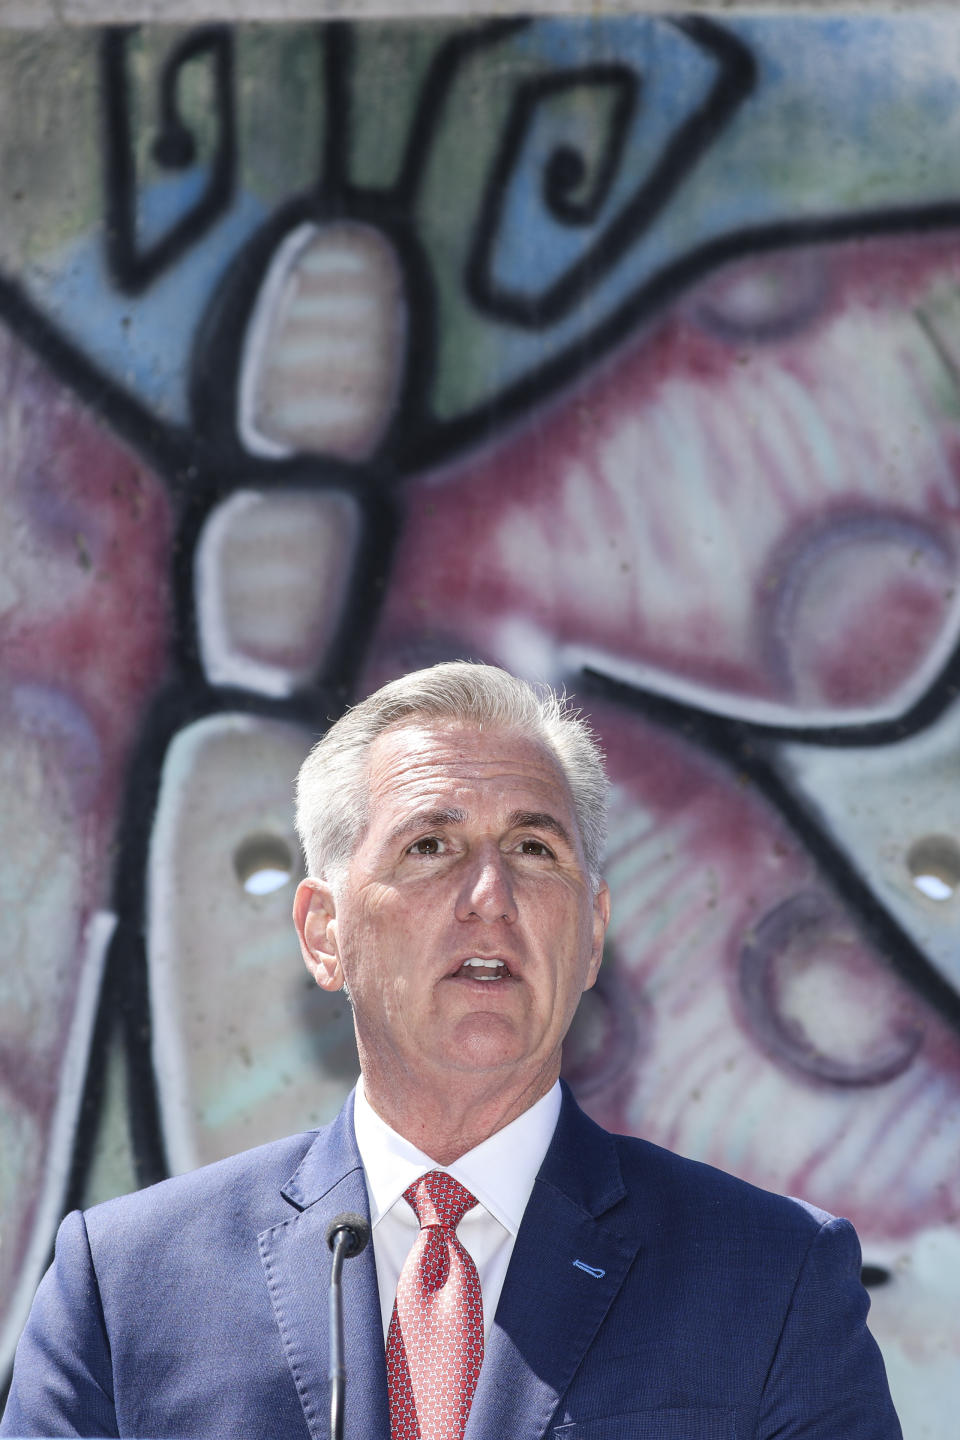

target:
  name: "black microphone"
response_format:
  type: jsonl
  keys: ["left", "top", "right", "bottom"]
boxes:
{"left": 326, "top": 1212, "right": 371, "bottom": 1440}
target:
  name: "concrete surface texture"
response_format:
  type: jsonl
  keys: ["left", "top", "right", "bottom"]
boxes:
{"left": 1, "top": 11, "right": 959, "bottom": 1438}
{"left": 0, "top": 1, "right": 953, "bottom": 25}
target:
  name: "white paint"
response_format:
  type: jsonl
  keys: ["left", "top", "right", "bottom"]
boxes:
{"left": 147, "top": 714, "right": 357, "bottom": 1175}
{"left": 238, "top": 219, "right": 406, "bottom": 464}
{"left": 238, "top": 223, "right": 319, "bottom": 462}
{"left": 859, "top": 1226, "right": 960, "bottom": 1431}
{"left": 777, "top": 699, "right": 960, "bottom": 993}
{"left": 559, "top": 633, "right": 960, "bottom": 732}
{"left": 1, "top": 910, "right": 113, "bottom": 1378}
{"left": 195, "top": 487, "right": 360, "bottom": 698}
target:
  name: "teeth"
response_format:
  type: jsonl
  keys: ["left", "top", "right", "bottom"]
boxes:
{"left": 461, "top": 957, "right": 507, "bottom": 980}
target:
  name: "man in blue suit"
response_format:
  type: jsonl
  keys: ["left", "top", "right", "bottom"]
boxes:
{"left": 3, "top": 662, "right": 901, "bottom": 1439}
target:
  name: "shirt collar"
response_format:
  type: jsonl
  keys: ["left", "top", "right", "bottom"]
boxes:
{"left": 353, "top": 1077, "right": 561, "bottom": 1237}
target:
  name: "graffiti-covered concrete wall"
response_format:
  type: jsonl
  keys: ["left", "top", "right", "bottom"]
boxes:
{"left": 2, "top": 13, "right": 960, "bottom": 1434}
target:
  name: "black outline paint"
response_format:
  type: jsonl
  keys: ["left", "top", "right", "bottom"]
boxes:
{"left": 102, "top": 26, "right": 236, "bottom": 295}
{"left": 187, "top": 188, "right": 440, "bottom": 478}
{"left": 578, "top": 664, "right": 960, "bottom": 1036}
{"left": 2, "top": 17, "right": 960, "bottom": 1358}
{"left": 391, "top": 18, "right": 529, "bottom": 212}
{"left": 465, "top": 19, "right": 753, "bottom": 328}
{"left": 322, "top": 22, "right": 352, "bottom": 204}
{"left": 407, "top": 201, "right": 960, "bottom": 475}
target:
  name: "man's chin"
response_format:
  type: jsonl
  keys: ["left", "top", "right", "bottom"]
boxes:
{"left": 432, "top": 1017, "right": 553, "bottom": 1080}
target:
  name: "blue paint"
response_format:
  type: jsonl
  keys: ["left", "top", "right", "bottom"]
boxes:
{"left": 25, "top": 174, "right": 267, "bottom": 424}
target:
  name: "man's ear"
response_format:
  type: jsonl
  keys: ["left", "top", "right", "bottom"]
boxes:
{"left": 584, "top": 879, "right": 611, "bottom": 991}
{"left": 293, "top": 877, "right": 344, "bottom": 991}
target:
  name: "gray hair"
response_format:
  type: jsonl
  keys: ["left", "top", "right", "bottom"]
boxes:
{"left": 294, "top": 661, "right": 609, "bottom": 887}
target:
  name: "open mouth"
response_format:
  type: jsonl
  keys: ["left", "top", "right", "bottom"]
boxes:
{"left": 452, "top": 957, "right": 514, "bottom": 982}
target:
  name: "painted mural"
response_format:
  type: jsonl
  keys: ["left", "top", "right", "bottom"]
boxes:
{"left": 1, "top": 14, "right": 960, "bottom": 1434}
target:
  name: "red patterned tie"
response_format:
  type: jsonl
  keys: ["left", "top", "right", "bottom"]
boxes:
{"left": 385, "top": 1170, "right": 484, "bottom": 1440}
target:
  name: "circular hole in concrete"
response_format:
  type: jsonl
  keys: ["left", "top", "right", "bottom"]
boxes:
{"left": 907, "top": 835, "right": 960, "bottom": 902}
{"left": 234, "top": 833, "right": 295, "bottom": 896}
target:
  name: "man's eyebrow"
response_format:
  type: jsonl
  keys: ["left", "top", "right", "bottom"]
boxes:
{"left": 507, "top": 811, "right": 574, "bottom": 847}
{"left": 386, "top": 808, "right": 467, "bottom": 845}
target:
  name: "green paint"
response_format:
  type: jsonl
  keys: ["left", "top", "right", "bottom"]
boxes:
{"left": 81, "top": 1021, "right": 139, "bottom": 1209}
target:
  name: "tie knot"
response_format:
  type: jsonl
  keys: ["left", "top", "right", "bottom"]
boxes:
{"left": 404, "top": 1170, "right": 478, "bottom": 1232}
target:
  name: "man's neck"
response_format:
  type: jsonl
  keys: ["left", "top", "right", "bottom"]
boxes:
{"left": 358, "top": 1065, "right": 560, "bottom": 1165}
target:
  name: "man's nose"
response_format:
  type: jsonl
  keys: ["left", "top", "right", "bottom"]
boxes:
{"left": 455, "top": 849, "right": 518, "bottom": 924}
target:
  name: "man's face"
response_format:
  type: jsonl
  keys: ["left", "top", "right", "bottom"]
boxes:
{"left": 295, "top": 720, "right": 609, "bottom": 1099}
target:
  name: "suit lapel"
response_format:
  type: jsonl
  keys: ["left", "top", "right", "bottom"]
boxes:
{"left": 465, "top": 1087, "right": 644, "bottom": 1440}
{"left": 259, "top": 1086, "right": 642, "bottom": 1440}
{"left": 258, "top": 1095, "right": 390, "bottom": 1440}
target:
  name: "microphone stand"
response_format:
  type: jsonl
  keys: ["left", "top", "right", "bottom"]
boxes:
{"left": 326, "top": 1213, "right": 371, "bottom": 1440}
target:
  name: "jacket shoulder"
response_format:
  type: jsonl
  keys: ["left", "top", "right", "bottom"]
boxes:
{"left": 605, "top": 1126, "right": 842, "bottom": 1279}
{"left": 82, "top": 1128, "right": 323, "bottom": 1250}
{"left": 617, "top": 1128, "right": 831, "bottom": 1224}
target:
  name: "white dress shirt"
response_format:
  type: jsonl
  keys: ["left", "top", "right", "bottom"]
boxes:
{"left": 353, "top": 1077, "right": 562, "bottom": 1341}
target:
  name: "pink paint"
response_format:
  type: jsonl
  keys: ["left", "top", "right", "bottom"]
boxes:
{"left": 0, "top": 324, "right": 172, "bottom": 1351}
{"left": 378, "top": 233, "right": 960, "bottom": 723}
{"left": 582, "top": 703, "right": 960, "bottom": 1243}
{"left": 366, "top": 231, "right": 960, "bottom": 1246}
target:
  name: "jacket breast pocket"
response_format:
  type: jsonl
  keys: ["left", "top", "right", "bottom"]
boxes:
{"left": 553, "top": 1407, "right": 736, "bottom": 1439}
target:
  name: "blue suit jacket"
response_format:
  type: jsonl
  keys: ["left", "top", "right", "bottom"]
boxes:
{"left": 2, "top": 1086, "right": 901, "bottom": 1439}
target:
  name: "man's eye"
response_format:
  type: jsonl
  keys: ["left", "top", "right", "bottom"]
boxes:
{"left": 519, "top": 839, "right": 553, "bottom": 858}
{"left": 409, "top": 836, "right": 443, "bottom": 856}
